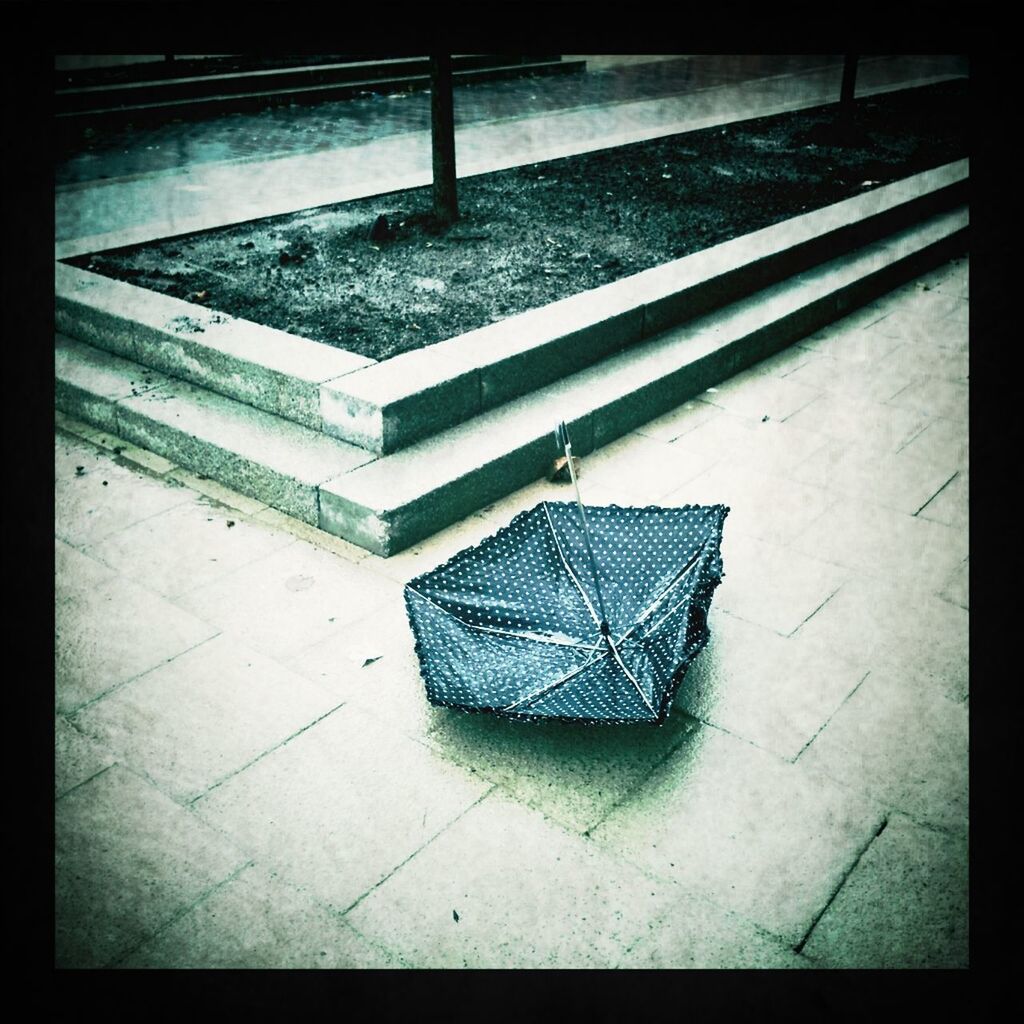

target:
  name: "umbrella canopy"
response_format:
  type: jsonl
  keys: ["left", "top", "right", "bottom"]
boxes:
{"left": 405, "top": 477, "right": 728, "bottom": 725}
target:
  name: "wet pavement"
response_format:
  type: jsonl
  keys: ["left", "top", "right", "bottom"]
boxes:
{"left": 53, "top": 55, "right": 969, "bottom": 970}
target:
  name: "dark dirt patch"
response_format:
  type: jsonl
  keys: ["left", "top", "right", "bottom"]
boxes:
{"left": 68, "top": 80, "right": 967, "bottom": 363}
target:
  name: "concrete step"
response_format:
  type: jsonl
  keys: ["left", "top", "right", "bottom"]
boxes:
{"left": 55, "top": 334, "right": 375, "bottom": 526}
{"left": 55, "top": 56, "right": 585, "bottom": 121}
{"left": 54, "top": 160, "right": 968, "bottom": 454}
{"left": 56, "top": 201, "right": 966, "bottom": 557}
{"left": 317, "top": 204, "right": 967, "bottom": 555}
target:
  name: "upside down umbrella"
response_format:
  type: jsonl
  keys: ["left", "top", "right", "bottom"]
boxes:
{"left": 404, "top": 423, "right": 728, "bottom": 724}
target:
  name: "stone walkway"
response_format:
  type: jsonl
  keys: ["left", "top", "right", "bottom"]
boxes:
{"left": 54, "top": 53, "right": 969, "bottom": 970}
{"left": 55, "top": 256, "right": 968, "bottom": 968}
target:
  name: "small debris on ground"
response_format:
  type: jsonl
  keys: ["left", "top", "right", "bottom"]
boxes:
{"left": 75, "top": 466, "right": 85, "bottom": 476}
{"left": 549, "top": 455, "right": 580, "bottom": 483}
{"left": 452, "top": 910, "right": 460, "bottom": 923}
{"left": 362, "top": 656, "right": 382, "bottom": 668}
{"left": 226, "top": 520, "right": 235, "bottom": 528}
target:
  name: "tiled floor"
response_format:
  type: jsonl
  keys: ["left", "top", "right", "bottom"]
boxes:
{"left": 54, "top": 255, "right": 969, "bottom": 968}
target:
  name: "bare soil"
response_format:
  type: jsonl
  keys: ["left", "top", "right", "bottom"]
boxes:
{"left": 67, "top": 80, "right": 967, "bottom": 363}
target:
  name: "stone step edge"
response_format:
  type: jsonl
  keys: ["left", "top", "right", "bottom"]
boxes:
{"left": 55, "top": 207, "right": 966, "bottom": 559}
{"left": 54, "top": 159, "right": 966, "bottom": 454}
{"left": 312, "top": 160, "right": 967, "bottom": 454}
{"left": 318, "top": 206, "right": 968, "bottom": 557}
{"left": 54, "top": 334, "right": 376, "bottom": 527}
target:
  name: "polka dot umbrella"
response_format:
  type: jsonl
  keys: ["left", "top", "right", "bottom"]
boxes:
{"left": 404, "top": 423, "right": 728, "bottom": 724}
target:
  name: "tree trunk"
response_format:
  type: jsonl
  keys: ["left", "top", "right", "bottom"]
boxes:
{"left": 430, "top": 54, "right": 459, "bottom": 225}
{"left": 840, "top": 54, "right": 858, "bottom": 110}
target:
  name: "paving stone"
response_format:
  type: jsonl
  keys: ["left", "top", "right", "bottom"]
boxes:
{"left": 709, "top": 530, "right": 848, "bottom": 637}
{"left": 887, "top": 376, "right": 968, "bottom": 423}
{"left": 788, "top": 438, "right": 957, "bottom": 516}
{"left": 677, "top": 608, "right": 868, "bottom": 762}
{"left": 701, "top": 366, "right": 821, "bottom": 421}
{"left": 56, "top": 537, "right": 116, "bottom": 603}
{"left": 84, "top": 498, "right": 296, "bottom": 599}
{"left": 917, "top": 469, "right": 968, "bottom": 529}
{"left": 73, "top": 635, "right": 341, "bottom": 804}
{"left": 873, "top": 338, "right": 969, "bottom": 383}
{"left": 800, "top": 814, "right": 968, "bottom": 968}
{"left": 669, "top": 410, "right": 828, "bottom": 477}
{"left": 870, "top": 286, "right": 967, "bottom": 324}
{"left": 55, "top": 714, "right": 117, "bottom": 798}
{"left": 56, "top": 574, "right": 219, "bottom": 713}
{"left": 619, "top": 891, "right": 809, "bottom": 968}
{"left": 251, "top": 506, "right": 370, "bottom": 564}
{"left": 633, "top": 399, "right": 726, "bottom": 444}
{"left": 781, "top": 350, "right": 912, "bottom": 403}
{"left": 663, "top": 456, "right": 834, "bottom": 547}
{"left": 576, "top": 432, "right": 715, "bottom": 505}
{"left": 896, "top": 415, "right": 968, "bottom": 473}
{"left": 939, "top": 557, "right": 969, "bottom": 611}
{"left": 475, "top": 476, "right": 600, "bottom": 530}
{"left": 55, "top": 433, "right": 196, "bottom": 547}
{"left": 590, "top": 725, "right": 881, "bottom": 944}
{"left": 792, "top": 574, "right": 969, "bottom": 703}
{"left": 782, "top": 392, "right": 930, "bottom": 454}
{"left": 164, "top": 467, "right": 270, "bottom": 515}
{"left": 421, "top": 708, "right": 699, "bottom": 836}
{"left": 192, "top": 705, "right": 490, "bottom": 912}
{"left": 345, "top": 791, "right": 681, "bottom": 969}
{"left": 55, "top": 765, "right": 247, "bottom": 968}
{"left": 793, "top": 305, "right": 890, "bottom": 352}
{"left": 176, "top": 540, "right": 399, "bottom": 661}
{"left": 789, "top": 499, "right": 968, "bottom": 594}
{"left": 119, "top": 864, "right": 405, "bottom": 968}
{"left": 869, "top": 308, "right": 968, "bottom": 347}
{"left": 790, "top": 323, "right": 903, "bottom": 365}
{"left": 797, "top": 669, "right": 968, "bottom": 835}
{"left": 744, "top": 344, "right": 818, "bottom": 378}
{"left": 287, "top": 599, "right": 437, "bottom": 739}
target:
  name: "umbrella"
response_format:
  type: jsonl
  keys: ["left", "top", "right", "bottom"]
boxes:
{"left": 404, "top": 423, "right": 728, "bottom": 724}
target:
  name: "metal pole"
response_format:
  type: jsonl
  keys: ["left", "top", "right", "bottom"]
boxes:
{"left": 556, "top": 421, "right": 610, "bottom": 633}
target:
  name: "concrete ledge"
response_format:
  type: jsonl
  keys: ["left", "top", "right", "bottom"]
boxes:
{"left": 54, "top": 262, "right": 373, "bottom": 431}
{"left": 319, "top": 160, "right": 967, "bottom": 454}
{"left": 318, "top": 205, "right": 967, "bottom": 555}
{"left": 55, "top": 336, "right": 377, "bottom": 525}
{"left": 57, "top": 160, "right": 966, "bottom": 458}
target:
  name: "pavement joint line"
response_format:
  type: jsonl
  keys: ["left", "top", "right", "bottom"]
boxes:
{"left": 106, "top": 858, "right": 257, "bottom": 968}
{"left": 912, "top": 469, "right": 960, "bottom": 518}
{"left": 785, "top": 584, "right": 849, "bottom": 639}
{"left": 63, "top": 631, "right": 223, "bottom": 719}
{"left": 791, "top": 668, "right": 873, "bottom": 765}
{"left": 337, "top": 784, "right": 497, "bottom": 918}
{"left": 187, "top": 700, "right": 349, "bottom": 807}
{"left": 792, "top": 813, "right": 890, "bottom": 954}
{"left": 54, "top": 760, "right": 118, "bottom": 803}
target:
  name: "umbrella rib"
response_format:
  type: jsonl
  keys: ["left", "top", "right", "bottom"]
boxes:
{"left": 503, "top": 648, "right": 610, "bottom": 712}
{"left": 604, "top": 633, "right": 657, "bottom": 716}
{"left": 618, "top": 538, "right": 709, "bottom": 644}
{"left": 542, "top": 502, "right": 602, "bottom": 631}
{"left": 406, "top": 586, "right": 600, "bottom": 650}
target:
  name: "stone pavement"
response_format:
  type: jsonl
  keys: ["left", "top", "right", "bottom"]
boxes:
{"left": 54, "top": 255, "right": 968, "bottom": 969}
{"left": 54, "top": 54, "right": 968, "bottom": 970}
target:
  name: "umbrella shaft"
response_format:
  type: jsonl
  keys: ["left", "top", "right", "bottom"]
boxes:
{"left": 563, "top": 439, "right": 610, "bottom": 631}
